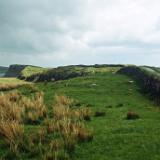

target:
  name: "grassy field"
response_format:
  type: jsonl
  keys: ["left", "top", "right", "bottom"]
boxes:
{"left": 36, "top": 73, "right": 160, "bottom": 160}
{"left": 1, "top": 72, "right": 160, "bottom": 159}
{"left": 0, "top": 78, "right": 29, "bottom": 84}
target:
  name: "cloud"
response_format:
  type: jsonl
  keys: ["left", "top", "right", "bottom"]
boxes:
{"left": 0, "top": 0, "right": 160, "bottom": 66}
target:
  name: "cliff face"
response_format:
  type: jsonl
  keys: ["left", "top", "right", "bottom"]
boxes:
{"left": 117, "top": 66, "right": 160, "bottom": 104}
{"left": 4, "top": 65, "right": 28, "bottom": 77}
{"left": 0, "top": 66, "right": 8, "bottom": 77}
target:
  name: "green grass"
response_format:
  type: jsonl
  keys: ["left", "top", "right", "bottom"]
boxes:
{"left": 71, "top": 66, "right": 121, "bottom": 74}
{"left": 0, "top": 78, "right": 29, "bottom": 84}
{"left": 36, "top": 73, "right": 160, "bottom": 160}
{"left": 140, "top": 66, "right": 160, "bottom": 79}
{"left": 21, "top": 66, "right": 48, "bottom": 78}
{"left": 1, "top": 72, "right": 160, "bottom": 159}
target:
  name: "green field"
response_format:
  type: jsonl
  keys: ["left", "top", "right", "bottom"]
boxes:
{"left": 1, "top": 72, "right": 160, "bottom": 159}
{"left": 0, "top": 78, "right": 29, "bottom": 84}
{"left": 36, "top": 73, "right": 160, "bottom": 160}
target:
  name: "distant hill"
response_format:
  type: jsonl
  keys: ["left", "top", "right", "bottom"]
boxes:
{"left": 0, "top": 66, "right": 8, "bottom": 77}
{"left": 5, "top": 64, "right": 48, "bottom": 79}
{"left": 25, "top": 64, "right": 123, "bottom": 82}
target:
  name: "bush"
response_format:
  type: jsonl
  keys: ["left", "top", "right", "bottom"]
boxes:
{"left": 126, "top": 111, "right": 140, "bottom": 120}
{"left": 116, "top": 103, "right": 123, "bottom": 107}
{"left": 94, "top": 111, "right": 106, "bottom": 117}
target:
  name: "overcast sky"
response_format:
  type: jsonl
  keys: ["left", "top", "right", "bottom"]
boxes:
{"left": 0, "top": 0, "right": 160, "bottom": 67}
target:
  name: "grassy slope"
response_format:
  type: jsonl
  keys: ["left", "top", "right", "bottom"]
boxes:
{"left": 21, "top": 66, "right": 48, "bottom": 78}
{"left": 1, "top": 72, "right": 160, "bottom": 159}
{"left": 36, "top": 73, "right": 160, "bottom": 160}
{"left": 0, "top": 78, "right": 29, "bottom": 84}
{"left": 24, "top": 66, "right": 121, "bottom": 82}
{"left": 141, "top": 66, "right": 160, "bottom": 78}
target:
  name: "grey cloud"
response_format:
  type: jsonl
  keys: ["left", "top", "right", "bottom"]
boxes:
{"left": 88, "top": 39, "right": 160, "bottom": 49}
{"left": 0, "top": 0, "right": 160, "bottom": 67}
{"left": 0, "top": 0, "right": 87, "bottom": 54}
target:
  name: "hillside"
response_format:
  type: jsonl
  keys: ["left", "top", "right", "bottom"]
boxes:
{"left": 1, "top": 64, "right": 160, "bottom": 159}
{"left": 5, "top": 64, "right": 29, "bottom": 77}
{"left": 5, "top": 64, "right": 48, "bottom": 79}
{"left": 25, "top": 64, "right": 123, "bottom": 82}
{"left": 42, "top": 73, "right": 160, "bottom": 160}
{"left": 1, "top": 71, "right": 160, "bottom": 159}
{"left": 19, "top": 66, "right": 48, "bottom": 79}
{"left": 118, "top": 66, "right": 160, "bottom": 103}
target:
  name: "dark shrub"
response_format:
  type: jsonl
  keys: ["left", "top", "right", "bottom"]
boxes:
{"left": 116, "top": 103, "right": 123, "bottom": 107}
{"left": 105, "top": 105, "right": 112, "bottom": 108}
{"left": 94, "top": 111, "right": 106, "bottom": 117}
{"left": 126, "top": 111, "right": 139, "bottom": 120}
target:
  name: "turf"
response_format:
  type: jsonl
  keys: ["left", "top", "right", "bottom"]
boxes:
{"left": 1, "top": 72, "right": 160, "bottom": 159}
{"left": 35, "top": 73, "right": 160, "bottom": 160}
{"left": 20, "top": 66, "right": 48, "bottom": 78}
{"left": 0, "top": 78, "right": 29, "bottom": 84}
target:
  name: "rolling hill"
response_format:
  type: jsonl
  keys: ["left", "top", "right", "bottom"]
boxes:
{"left": 0, "top": 64, "right": 160, "bottom": 159}
{"left": 4, "top": 64, "right": 48, "bottom": 79}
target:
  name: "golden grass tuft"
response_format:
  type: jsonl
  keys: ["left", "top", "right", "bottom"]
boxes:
{"left": 0, "top": 91, "right": 47, "bottom": 124}
{"left": 0, "top": 92, "right": 23, "bottom": 122}
{"left": 23, "top": 92, "right": 47, "bottom": 123}
{"left": 52, "top": 95, "right": 93, "bottom": 151}
{"left": 0, "top": 121, "right": 24, "bottom": 156}
{"left": 0, "top": 121, "right": 24, "bottom": 144}
{"left": 0, "top": 83, "right": 22, "bottom": 91}
{"left": 54, "top": 95, "right": 74, "bottom": 107}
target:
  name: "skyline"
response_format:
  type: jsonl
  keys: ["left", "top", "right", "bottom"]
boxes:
{"left": 0, "top": 0, "right": 160, "bottom": 67}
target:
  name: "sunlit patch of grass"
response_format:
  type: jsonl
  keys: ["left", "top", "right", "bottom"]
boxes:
{"left": 0, "top": 78, "right": 28, "bottom": 84}
{"left": 0, "top": 83, "right": 23, "bottom": 91}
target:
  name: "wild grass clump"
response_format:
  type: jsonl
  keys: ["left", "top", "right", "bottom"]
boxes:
{"left": 0, "top": 92, "right": 92, "bottom": 159}
{"left": 0, "top": 91, "right": 47, "bottom": 124}
{"left": 51, "top": 95, "right": 93, "bottom": 151}
{"left": 0, "top": 121, "right": 24, "bottom": 146}
{"left": 0, "top": 83, "right": 22, "bottom": 91}
{"left": 22, "top": 92, "right": 47, "bottom": 124}
{"left": 54, "top": 95, "right": 74, "bottom": 107}
{"left": 0, "top": 92, "right": 23, "bottom": 122}
{"left": 126, "top": 111, "right": 140, "bottom": 120}
{"left": 79, "top": 108, "right": 92, "bottom": 121}
{"left": 0, "top": 91, "right": 47, "bottom": 158}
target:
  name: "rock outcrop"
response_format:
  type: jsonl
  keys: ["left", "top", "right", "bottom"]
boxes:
{"left": 5, "top": 64, "right": 27, "bottom": 77}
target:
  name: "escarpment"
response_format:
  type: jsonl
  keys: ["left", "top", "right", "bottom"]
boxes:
{"left": 118, "top": 66, "right": 160, "bottom": 104}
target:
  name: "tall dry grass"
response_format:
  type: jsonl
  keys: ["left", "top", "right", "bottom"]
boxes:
{"left": 0, "top": 92, "right": 92, "bottom": 159}
{"left": 0, "top": 91, "right": 47, "bottom": 124}
{"left": 0, "top": 83, "right": 22, "bottom": 91}
{"left": 52, "top": 95, "right": 93, "bottom": 151}
{"left": 0, "top": 121, "right": 24, "bottom": 145}
{"left": 0, "top": 91, "right": 47, "bottom": 157}
{"left": 22, "top": 92, "right": 47, "bottom": 123}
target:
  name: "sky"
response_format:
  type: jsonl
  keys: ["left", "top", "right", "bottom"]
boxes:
{"left": 0, "top": 0, "right": 160, "bottom": 67}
